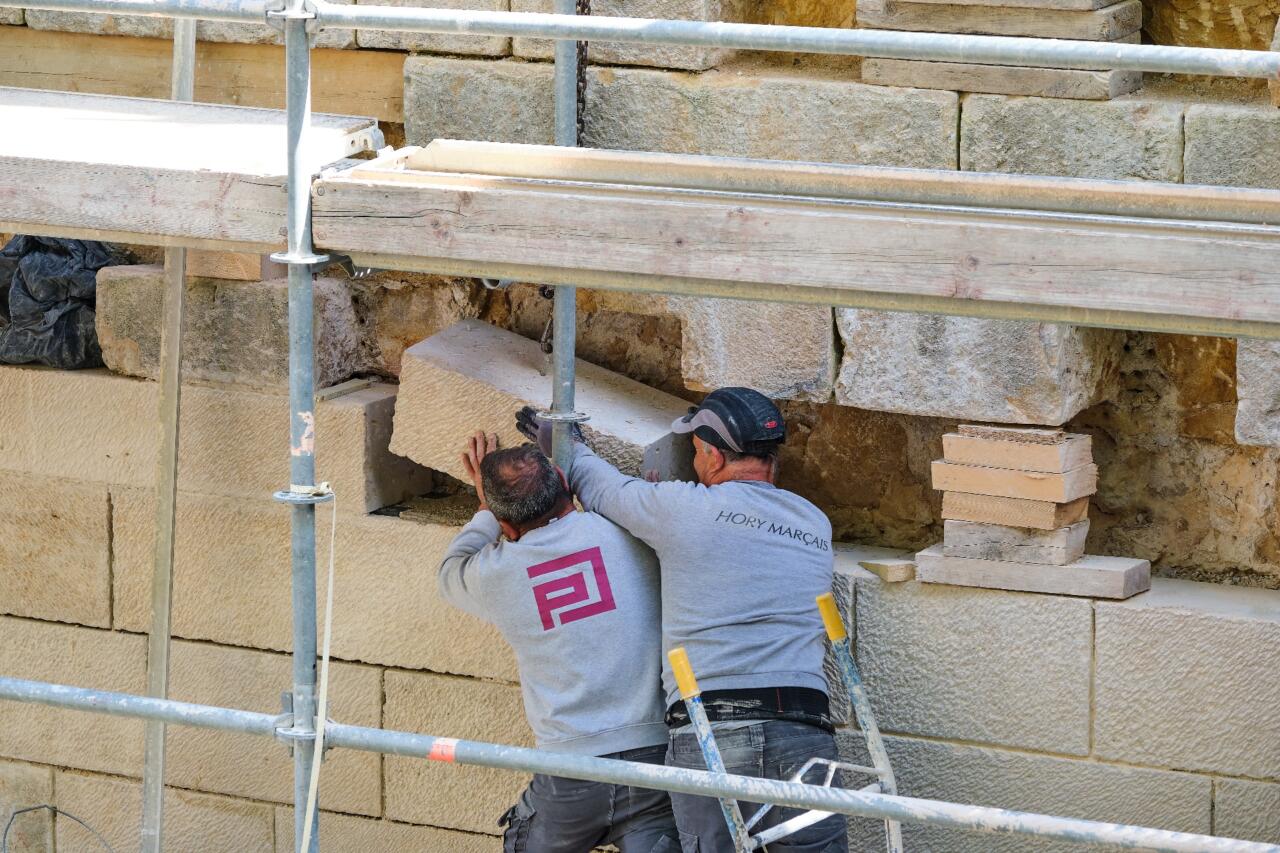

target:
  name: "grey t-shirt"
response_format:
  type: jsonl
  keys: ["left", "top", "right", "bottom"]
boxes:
{"left": 569, "top": 444, "right": 834, "bottom": 707}
{"left": 439, "top": 508, "right": 668, "bottom": 756}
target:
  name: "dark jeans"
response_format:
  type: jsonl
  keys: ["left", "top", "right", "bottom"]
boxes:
{"left": 666, "top": 720, "right": 848, "bottom": 853}
{"left": 500, "top": 743, "right": 680, "bottom": 853}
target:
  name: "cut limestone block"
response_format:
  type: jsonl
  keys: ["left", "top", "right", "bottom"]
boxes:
{"left": 932, "top": 461, "right": 1097, "bottom": 503}
{"left": 1236, "top": 338, "right": 1280, "bottom": 446}
{"left": 391, "top": 320, "right": 695, "bottom": 483}
{"left": 55, "top": 771, "right": 275, "bottom": 853}
{"left": 404, "top": 56, "right": 554, "bottom": 147}
{"left": 862, "top": 58, "right": 1142, "bottom": 100}
{"left": 0, "top": 759, "right": 53, "bottom": 853}
{"left": 1215, "top": 779, "right": 1280, "bottom": 845}
{"left": 852, "top": 545, "right": 917, "bottom": 582}
{"left": 835, "top": 312, "right": 1123, "bottom": 424}
{"left": 274, "top": 808, "right": 496, "bottom": 853}
{"left": 95, "top": 265, "right": 360, "bottom": 390}
{"left": 1185, "top": 104, "right": 1280, "bottom": 190}
{"left": 917, "top": 545, "right": 1150, "bottom": 599}
{"left": 384, "top": 671, "right": 531, "bottom": 835}
{"left": 0, "top": 472, "right": 110, "bottom": 628}
{"left": 513, "top": 0, "right": 735, "bottom": 71}
{"left": 943, "top": 519, "right": 1089, "bottom": 565}
{"left": 0, "top": 9, "right": 21, "bottom": 24}
{"left": 839, "top": 735, "right": 1210, "bottom": 853}
{"left": 943, "top": 426, "right": 1092, "bottom": 474}
{"left": 185, "top": 250, "right": 286, "bottom": 282}
{"left": 1094, "top": 579, "right": 1280, "bottom": 779}
{"left": 112, "top": 490, "right": 517, "bottom": 681}
{"left": 854, "top": 573, "right": 1093, "bottom": 753}
{"left": 24, "top": 5, "right": 355, "bottom": 47}
{"left": 857, "top": 0, "right": 1142, "bottom": 40}
{"left": 942, "top": 491, "right": 1090, "bottom": 530}
{"left": 166, "top": 641, "right": 381, "bottom": 815}
{"left": 357, "top": 0, "right": 509, "bottom": 54}
{"left": 0, "top": 617, "right": 145, "bottom": 776}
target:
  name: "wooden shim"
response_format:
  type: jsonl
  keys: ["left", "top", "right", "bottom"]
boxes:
{"left": 932, "top": 460, "right": 1097, "bottom": 502}
{"left": 311, "top": 169, "right": 1280, "bottom": 334}
{"left": 0, "top": 26, "right": 404, "bottom": 122}
{"left": 942, "top": 492, "right": 1090, "bottom": 530}
{"left": 916, "top": 545, "right": 1150, "bottom": 599}
{"left": 862, "top": 59, "right": 1142, "bottom": 100}
{"left": 943, "top": 431, "right": 1092, "bottom": 473}
{"left": 943, "top": 519, "right": 1089, "bottom": 565}
{"left": 858, "top": 0, "right": 1141, "bottom": 40}
{"left": 186, "top": 251, "right": 287, "bottom": 281}
{"left": 837, "top": 543, "right": 917, "bottom": 582}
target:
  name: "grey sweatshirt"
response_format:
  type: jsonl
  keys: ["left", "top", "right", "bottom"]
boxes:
{"left": 569, "top": 444, "right": 834, "bottom": 707}
{"left": 439, "top": 508, "right": 668, "bottom": 756}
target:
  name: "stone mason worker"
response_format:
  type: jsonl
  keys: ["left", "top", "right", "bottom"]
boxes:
{"left": 518, "top": 387, "right": 844, "bottom": 853}
{"left": 438, "top": 433, "right": 680, "bottom": 853}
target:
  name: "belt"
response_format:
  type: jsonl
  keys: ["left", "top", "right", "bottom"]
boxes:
{"left": 665, "top": 687, "right": 834, "bottom": 733}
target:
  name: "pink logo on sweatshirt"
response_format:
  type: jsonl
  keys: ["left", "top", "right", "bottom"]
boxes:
{"left": 527, "top": 546, "right": 616, "bottom": 631}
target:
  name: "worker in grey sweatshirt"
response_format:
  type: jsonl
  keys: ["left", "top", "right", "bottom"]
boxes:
{"left": 438, "top": 433, "right": 679, "bottom": 853}
{"left": 518, "top": 387, "right": 844, "bottom": 853}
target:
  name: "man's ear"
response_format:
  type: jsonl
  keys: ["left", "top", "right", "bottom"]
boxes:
{"left": 705, "top": 442, "right": 726, "bottom": 473}
{"left": 498, "top": 518, "right": 521, "bottom": 542}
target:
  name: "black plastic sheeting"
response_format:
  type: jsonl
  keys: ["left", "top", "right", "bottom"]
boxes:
{"left": 0, "top": 235, "right": 131, "bottom": 369}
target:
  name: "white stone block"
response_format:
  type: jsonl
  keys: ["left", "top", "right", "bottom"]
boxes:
{"left": 1215, "top": 779, "right": 1280, "bottom": 845}
{"left": 274, "top": 808, "right": 498, "bottom": 852}
{"left": 1235, "top": 338, "right": 1280, "bottom": 446}
{"left": 0, "top": 759, "right": 53, "bottom": 853}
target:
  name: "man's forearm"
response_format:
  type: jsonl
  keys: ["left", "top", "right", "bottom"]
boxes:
{"left": 438, "top": 510, "right": 501, "bottom": 615}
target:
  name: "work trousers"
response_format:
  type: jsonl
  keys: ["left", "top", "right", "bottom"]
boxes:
{"left": 666, "top": 720, "right": 848, "bottom": 853}
{"left": 499, "top": 743, "right": 680, "bottom": 853}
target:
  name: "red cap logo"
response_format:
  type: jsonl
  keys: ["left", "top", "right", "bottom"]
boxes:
{"left": 765, "top": 420, "right": 778, "bottom": 428}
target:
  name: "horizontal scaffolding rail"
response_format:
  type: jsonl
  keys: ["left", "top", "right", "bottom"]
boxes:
{"left": 1, "top": 676, "right": 1274, "bottom": 853}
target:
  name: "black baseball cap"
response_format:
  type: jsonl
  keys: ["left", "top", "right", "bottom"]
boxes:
{"left": 671, "top": 387, "right": 785, "bottom": 454}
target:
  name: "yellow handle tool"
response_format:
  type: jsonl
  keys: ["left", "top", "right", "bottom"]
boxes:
{"left": 669, "top": 646, "right": 701, "bottom": 700}
{"left": 817, "top": 592, "right": 847, "bottom": 643}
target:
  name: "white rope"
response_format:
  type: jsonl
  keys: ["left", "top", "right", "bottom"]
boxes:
{"left": 300, "top": 484, "right": 337, "bottom": 853}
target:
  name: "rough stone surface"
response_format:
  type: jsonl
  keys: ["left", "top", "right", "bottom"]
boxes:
{"left": 384, "top": 670, "right": 532, "bottom": 834}
{"left": 585, "top": 65, "right": 959, "bottom": 169}
{"left": 855, "top": 575, "right": 1093, "bottom": 754}
{"left": 96, "top": 265, "right": 362, "bottom": 391}
{"left": 391, "top": 320, "right": 694, "bottom": 483}
{"left": 1144, "top": 0, "right": 1280, "bottom": 51}
{"left": 0, "top": 9, "right": 21, "bottom": 24}
{"left": 960, "top": 95, "right": 1184, "bottom": 181}
{"left": 838, "top": 735, "right": 1211, "bottom": 852}
{"left": 1235, "top": 338, "right": 1280, "bottom": 446}
{"left": 1184, "top": 104, "right": 1280, "bottom": 189}
{"left": 0, "top": 471, "right": 110, "bottom": 628}
{"left": 24, "top": 5, "right": 354, "bottom": 47}
{"left": 1094, "top": 579, "right": 1280, "bottom": 778}
{"left": 350, "top": 271, "right": 490, "bottom": 378}
{"left": 404, "top": 56, "right": 554, "bottom": 147}
{"left": 674, "top": 298, "right": 835, "bottom": 401}
{"left": 54, "top": 771, "right": 275, "bottom": 853}
{"left": 357, "top": 0, "right": 509, "bottom": 54}
{"left": 112, "top": 490, "right": 517, "bottom": 680}
{"left": 513, "top": 0, "right": 737, "bottom": 70}
{"left": 165, "top": 640, "right": 382, "bottom": 814}
{"left": 0, "top": 759, "right": 53, "bottom": 853}
{"left": 275, "top": 808, "right": 496, "bottom": 852}
{"left": 0, "top": 618, "right": 145, "bottom": 776}
{"left": 836, "top": 312, "right": 1123, "bottom": 424}
{"left": 0, "top": 367, "right": 432, "bottom": 513}
{"left": 1215, "top": 778, "right": 1280, "bottom": 844}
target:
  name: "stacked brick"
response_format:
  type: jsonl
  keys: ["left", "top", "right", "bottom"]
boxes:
{"left": 917, "top": 424, "right": 1150, "bottom": 598}
{"left": 858, "top": 0, "right": 1144, "bottom": 100}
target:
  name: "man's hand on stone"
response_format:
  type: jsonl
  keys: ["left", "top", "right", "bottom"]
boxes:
{"left": 461, "top": 431, "right": 498, "bottom": 511}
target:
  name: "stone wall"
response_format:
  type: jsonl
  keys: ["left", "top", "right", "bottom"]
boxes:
{"left": 2, "top": 2, "right": 1280, "bottom": 848}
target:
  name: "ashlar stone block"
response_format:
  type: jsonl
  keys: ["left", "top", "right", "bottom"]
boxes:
{"left": 384, "top": 670, "right": 532, "bottom": 834}
{"left": 1215, "top": 779, "right": 1280, "bottom": 845}
{"left": 391, "top": 319, "right": 693, "bottom": 483}
{"left": 838, "top": 735, "right": 1210, "bottom": 853}
{"left": 836, "top": 312, "right": 1122, "bottom": 424}
{"left": 404, "top": 56, "right": 554, "bottom": 147}
{"left": 0, "top": 617, "right": 145, "bottom": 776}
{"left": 0, "top": 9, "right": 21, "bottom": 24}
{"left": 1094, "top": 579, "right": 1280, "bottom": 779}
{"left": 357, "top": 0, "right": 509, "bottom": 54}
{"left": 25, "top": 4, "right": 354, "bottom": 47}
{"left": 1235, "top": 339, "right": 1280, "bottom": 446}
{"left": 0, "top": 759, "right": 53, "bottom": 853}
{"left": 96, "top": 265, "right": 361, "bottom": 391}
{"left": 854, "top": 574, "right": 1093, "bottom": 754}
{"left": 0, "top": 471, "right": 110, "bottom": 627}
{"left": 54, "top": 771, "right": 274, "bottom": 853}
{"left": 1184, "top": 104, "right": 1280, "bottom": 191}
{"left": 275, "top": 808, "right": 496, "bottom": 852}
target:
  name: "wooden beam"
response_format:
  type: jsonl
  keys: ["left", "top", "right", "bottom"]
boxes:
{"left": 942, "top": 519, "right": 1089, "bottom": 565}
{"left": 931, "top": 461, "right": 1098, "bottom": 502}
{"left": 916, "top": 545, "right": 1150, "bottom": 599}
{"left": 941, "top": 492, "right": 1090, "bottom": 530}
{"left": 943, "top": 428, "right": 1092, "bottom": 473}
{"left": 0, "top": 25, "right": 405, "bottom": 122}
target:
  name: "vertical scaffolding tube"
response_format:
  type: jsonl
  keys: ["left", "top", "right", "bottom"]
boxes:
{"left": 283, "top": 14, "right": 321, "bottom": 853}
{"left": 139, "top": 15, "right": 197, "bottom": 853}
{"left": 550, "top": 0, "right": 579, "bottom": 472}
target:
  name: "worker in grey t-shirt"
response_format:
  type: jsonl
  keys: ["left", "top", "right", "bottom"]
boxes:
{"left": 518, "top": 388, "right": 845, "bottom": 853}
{"left": 438, "top": 433, "right": 678, "bottom": 853}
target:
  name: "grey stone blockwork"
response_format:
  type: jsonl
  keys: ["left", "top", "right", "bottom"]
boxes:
{"left": 24, "top": 3, "right": 356, "bottom": 47}
{"left": 356, "top": 0, "right": 510, "bottom": 55}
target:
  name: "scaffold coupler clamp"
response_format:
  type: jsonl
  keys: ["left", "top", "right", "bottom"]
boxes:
{"left": 274, "top": 692, "right": 337, "bottom": 759}
{"left": 264, "top": 0, "right": 323, "bottom": 37}
{"left": 274, "top": 481, "right": 335, "bottom": 506}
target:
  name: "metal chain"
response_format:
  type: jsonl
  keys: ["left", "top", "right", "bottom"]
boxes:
{"left": 575, "top": 0, "right": 590, "bottom": 140}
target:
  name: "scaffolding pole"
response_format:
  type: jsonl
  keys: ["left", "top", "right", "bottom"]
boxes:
{"left": 549, "top": 0, "right": 580, "bottom": 474}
